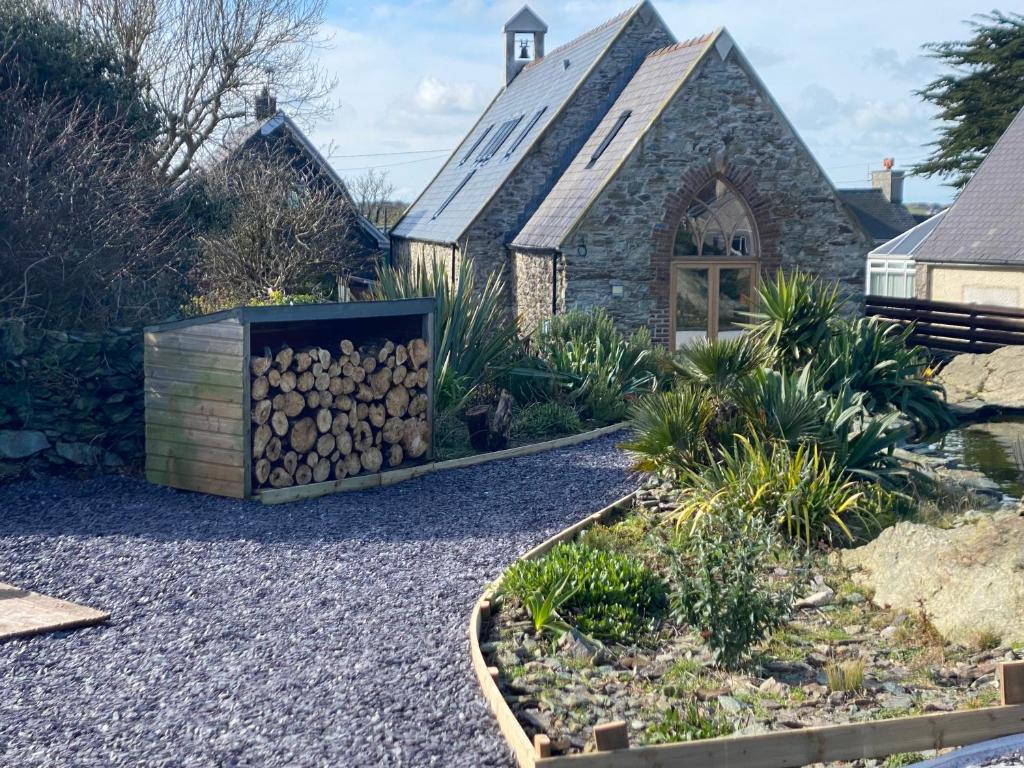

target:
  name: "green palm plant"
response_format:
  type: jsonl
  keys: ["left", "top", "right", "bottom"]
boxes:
{"left": 372, "top": 257, "right": 520, "bottom": 410}
{"left": 672, "top": 335, "right": 771, "bottom": 397}
{"left": 750, "top": 269, "right": 842, "bottom": 370}
{"left": 734, "top": 366, "right": 823, "bottom": 445}
{"left": 622, "top": 388, "right": 717, "bottom": 473}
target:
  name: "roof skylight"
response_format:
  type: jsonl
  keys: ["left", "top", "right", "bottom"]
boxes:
{"left": 504, "top": 107, "right": 547, "bottom": 158}
{"left": 432, "top": 170, "right": 476, "bottom": 219}
{"left": 476, "top": 115, "right": 523, "bottom": 162}
{"left": 587, "top": 110, "right": 632, "bottom": 168}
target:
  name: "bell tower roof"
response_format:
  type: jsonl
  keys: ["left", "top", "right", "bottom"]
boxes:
{"left": 503, "top": 5, "right": 547, "bottom": 33}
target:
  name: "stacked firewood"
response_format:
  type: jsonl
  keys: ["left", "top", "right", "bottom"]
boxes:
{"left": 250, "top": 338, "right": 431, "bottom": 489}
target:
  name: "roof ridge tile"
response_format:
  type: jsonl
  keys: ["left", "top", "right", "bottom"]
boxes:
{"left": 523, "top": 3, "right": 641, "bottom": 69}
{"left": 644, "top": 32, "right": 715, "bottom": 59}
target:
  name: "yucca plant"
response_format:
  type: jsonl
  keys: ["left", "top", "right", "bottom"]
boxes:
{"left": 750, "top": 269, "right": 843, "bottom": 370}
{"left": 734, "top": 366, "right": 824, "bottom": 446}
{"left": 818, "top": 317, "right": 954, "bottom": 437}
{"left": 537, "top": 308, "right": 660, "bottom": 422}
{"left": 622, "top": 388, "right": 717, "bottom": 474}
{"left": 673, "top": 436, "right": 881, "bottom": 546}
{"left": 372, "top": 257, "right": 519, "bottom": 410}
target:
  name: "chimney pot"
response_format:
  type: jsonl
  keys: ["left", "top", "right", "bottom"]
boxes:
{"left": 254, "top": 86, "right": 277, "bottom": 121}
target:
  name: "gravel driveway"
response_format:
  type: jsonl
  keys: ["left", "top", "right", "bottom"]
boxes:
{"left": 0, "top": 435, "right": 635, "bottom": 768}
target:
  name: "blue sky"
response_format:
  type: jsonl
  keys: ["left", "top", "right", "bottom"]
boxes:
{"left": 310, "top": 0, "right": 1001, "bottom": 205}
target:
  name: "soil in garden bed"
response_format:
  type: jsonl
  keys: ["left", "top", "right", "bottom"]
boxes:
{"left": 481, "top": 482, "right": 1017, "bottom": 763}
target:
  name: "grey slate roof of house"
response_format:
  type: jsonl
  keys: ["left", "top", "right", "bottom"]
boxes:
{"left": 205, "top": 112, "right": 389, "bottom": 251}
{"left": 837, "top": 189, "right": 919, "bottom": 243}
{"left": 512, "top": 32, "right": 718, "bottom": 251}
{"left": 869, "top": 209, "right": 947, "bottom": 258}
{"left": 914, "top": 107, "right": 1024, "bottom": 266}
{"left": 390, "top": 4, "right": 644, "bottom": 244}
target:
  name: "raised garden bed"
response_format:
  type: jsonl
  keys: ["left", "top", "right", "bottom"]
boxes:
{"left": 470, "top": 487, "right": 1024, "bottom": 768}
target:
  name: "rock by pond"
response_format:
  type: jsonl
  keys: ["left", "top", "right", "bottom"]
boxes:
{"left": 937, "top": 346, "right": 1024, "bottom": 418}
{"left": 837, "top": 506, "right": 1024, "bottom": 645}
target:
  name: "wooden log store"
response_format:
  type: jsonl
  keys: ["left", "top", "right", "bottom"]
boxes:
{"left": 143, "top": 299, "right": 435, "bottom": 500}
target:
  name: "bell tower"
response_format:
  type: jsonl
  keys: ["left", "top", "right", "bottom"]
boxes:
{"left": 504, "top": 6, "right": 547, "bottom": 86}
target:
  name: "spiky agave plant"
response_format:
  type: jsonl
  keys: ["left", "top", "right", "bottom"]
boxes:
{"left": 372, "top": 257, "right": 520, "bottom": 411}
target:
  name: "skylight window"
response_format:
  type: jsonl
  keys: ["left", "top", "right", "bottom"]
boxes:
{"left": 504, "top": 107, "right": 547, "bottom": 158}
{"left": 432, "top": 170, "right": 475, "bottom": 219}
{"left": 587, "top": 110, "right": 632, "bottom": 168}
{"left": 476, "top": 115, "right": 523, "bottom": 162}
{"left": 460, "top": 124, "right": 493, "bottom": 165}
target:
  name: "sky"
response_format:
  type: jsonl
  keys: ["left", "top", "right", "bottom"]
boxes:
{"left": 307, "top": 0, "right": 1000, "bottom": 206}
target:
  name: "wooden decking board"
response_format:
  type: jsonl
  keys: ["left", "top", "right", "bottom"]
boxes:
{"left": 0, "top": 583, "right": 109, "bottom": 641}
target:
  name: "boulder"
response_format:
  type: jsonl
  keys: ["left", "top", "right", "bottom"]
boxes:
{"left": 837, "top": 512, "right": 1024, "bottom": 645}
{"left": 0, "top": 430, "right": 50, "bottom": 459}
{"left": 55, "top": 441, "right": 104, "bottom": 465}
{"left": 938, "top": 346, "right": 1024, "bottom": 416}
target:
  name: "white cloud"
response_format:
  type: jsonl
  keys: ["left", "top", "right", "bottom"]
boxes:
{"left": 410, "top": 77, "right": 485, "bottom": 115}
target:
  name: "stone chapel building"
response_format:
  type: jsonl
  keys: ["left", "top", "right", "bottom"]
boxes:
{"left": 390, "top": 2, "right": 873, "bottom": 349}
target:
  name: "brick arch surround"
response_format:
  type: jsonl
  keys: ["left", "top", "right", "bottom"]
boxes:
{"left": 647, "top": 160, "right": 780, "bottom": 346}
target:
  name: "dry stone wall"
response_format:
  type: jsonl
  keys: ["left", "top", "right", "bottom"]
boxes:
{"left": 0, "top": 321, "right": 143, "bottom": 477}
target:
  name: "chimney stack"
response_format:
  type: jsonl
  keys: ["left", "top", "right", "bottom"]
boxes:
{"left": 871, "top": 157, "right": 904, "bottom": 205}
{"left": 503, "top": 6, "right": 547, "bottom": 86}
{"left": 254, "top": 86, "right": 277, "bottom": 121}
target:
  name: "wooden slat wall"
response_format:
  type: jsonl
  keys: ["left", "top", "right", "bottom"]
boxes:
{"left": 865, "top": 295, "right": 1024, "bottom": 355}
{"left": 144, "top": 319, "right": 246, "bottom": 498}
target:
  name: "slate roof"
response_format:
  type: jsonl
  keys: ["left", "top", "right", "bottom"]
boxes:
{"left": 204, "top": 112, "right": 389, "bottom": 251}
{"left": 914, "top": 107, "right": 1024, "bottom": 266}
{"left": 837, "top": 189, "right": 919, "bottom": 243}
{"left": 512, "top": 33, "right": 718, "bottom": 251}
{"left": 390, "top": 4, "right": 646, "bottom": 244}
{"left": 869, "top": 209, "right": 947, "bottom": 258}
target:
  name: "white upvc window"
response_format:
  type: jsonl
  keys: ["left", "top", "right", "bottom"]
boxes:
{"left": 867, "top": 256, "right": 916, "bottom": 298}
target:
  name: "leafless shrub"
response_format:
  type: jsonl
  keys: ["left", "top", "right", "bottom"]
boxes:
{"left": 192, "top": 146, "right": 372, "bottom": 308}
{"left": 0, "top": 85, "right": 191, "bottom": 329}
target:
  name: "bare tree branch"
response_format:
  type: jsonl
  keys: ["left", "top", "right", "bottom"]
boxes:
{"left": 50, "top": 0, "right": 336, "bottom": 181}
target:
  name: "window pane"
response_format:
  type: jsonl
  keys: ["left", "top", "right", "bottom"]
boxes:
{"left": 672, "top": 179, "right": 756, "bottom": 260}
{"left": 718, "top": 267, "right": 754, "bottom": 333}
{"left": 675, "top": 267, "right": 709, "bottom": 347}
{"left": 869, "top": 273, "right": 886, "bottom": 295}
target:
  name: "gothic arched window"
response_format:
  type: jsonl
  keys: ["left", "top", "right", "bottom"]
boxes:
{"left": 670, "top": 178, "right": 760, "bottom": 348}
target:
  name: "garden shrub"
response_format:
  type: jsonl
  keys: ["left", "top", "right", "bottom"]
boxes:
{"left": 670, "top": 510, "right": 795, "bottom": 668}
{"left": 750, "top": 269, "right": 842, "bottom": 370}
{"left": 532, "top": 308, "right": 661, "bottom": 423}
{"left": 673, "top": 437, "right": 884, "bottom": 546}
{"left": 501, "top": 542, "right": 669, "bottom": 644}
{"left": 511, "top": 402, "right": 582, "bottom": 440}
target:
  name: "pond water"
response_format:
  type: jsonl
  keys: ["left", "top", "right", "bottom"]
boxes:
{"left": 925, "top": 417, "right": 1024, "bottom": 498}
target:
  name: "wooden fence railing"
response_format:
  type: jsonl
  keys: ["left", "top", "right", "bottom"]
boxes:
{"left": 864, "top": 295, "right": 1024, "bottom": 355}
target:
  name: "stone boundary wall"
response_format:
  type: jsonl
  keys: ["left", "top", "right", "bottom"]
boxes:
{"left": 0, "top": 321, "right": 143, "bottom": 478}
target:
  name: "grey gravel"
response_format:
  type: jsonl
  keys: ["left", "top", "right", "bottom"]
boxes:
{"left": 0, "top": 435, "right": 635, "bottom": 767}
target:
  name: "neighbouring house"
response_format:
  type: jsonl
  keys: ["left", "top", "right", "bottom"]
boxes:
{"left": 913, "top": 106, "right": 1024, "bottom": 309}
{"left": 390, "top": 2, "right": 873, "bottom": 348}
{"left": 206, "top": 88, "right": 389, "bottom": 293}
{"left": 865, "top": 209, "right": 947, "bottom": 299}
{"left": 839, "top": 159, "right": 920, "bottom": 246}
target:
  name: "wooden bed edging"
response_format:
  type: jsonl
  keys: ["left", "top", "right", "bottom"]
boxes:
{"left": 469, "top": 504, "right": 1024, "bottom": 768}
{"left": 258, "top": 422, "right": 628, "bottom": 505}
{"left": 533, "top": 697, "right": 1024, "bottom": 767}
{"left": 469, "top": 491, "right": 638, "bottom": 768}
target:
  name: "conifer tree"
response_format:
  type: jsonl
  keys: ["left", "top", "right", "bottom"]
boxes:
{"left": 913, "top": 11, "right": 1024, "bottom": 189}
